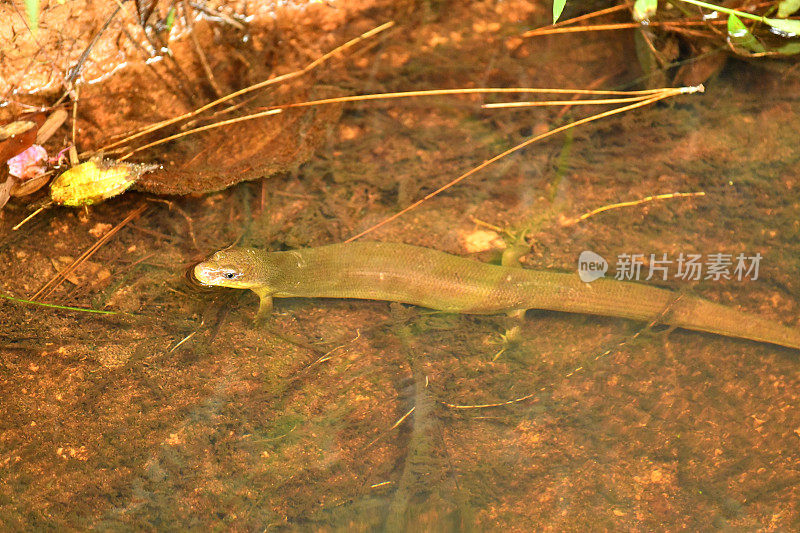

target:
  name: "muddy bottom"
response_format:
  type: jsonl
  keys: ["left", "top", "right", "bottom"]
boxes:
{"left": 1, "top": 1, "right": 799, "bottom": 530}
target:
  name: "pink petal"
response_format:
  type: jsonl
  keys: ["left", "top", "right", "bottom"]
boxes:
{"left": 8, "top": 144, "right": 48, "bottom": 180}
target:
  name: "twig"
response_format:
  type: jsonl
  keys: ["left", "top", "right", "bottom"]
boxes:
{"left": 147, "top": 198, "right": 199, "bottom": 249}
{"left": 364, "top": 406, "right": 416, "bottom": 450}
{"left": 71, "top": 87, "right": 79, "bottom": 151}
{"left": 288, "top": 330, "right": 362, "bottom": 379}
{"left": 189, "top": 2, "right": 246, "bottom": 30}
{"left": 169, "top": 328, "right": 200, "bottom": 353}
{"left": 63, "top": 5, "right": 123, "bottom": 87}
{"left": 561, "top": 191, "right": 706, "bottom": 226}
{"left": 12, "top": 204, "right": 50, "bottom": 231}
{"left": 31, "top": 204, "right": 147, "bottom": 301}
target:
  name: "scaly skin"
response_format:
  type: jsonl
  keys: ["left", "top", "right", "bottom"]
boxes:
{"left": 193, "top": 242, "right": 800, "bottom": 350}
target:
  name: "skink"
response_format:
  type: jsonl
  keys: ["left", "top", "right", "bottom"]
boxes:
{"left": 193, "top": 242, "right": 800, "bottom": 350}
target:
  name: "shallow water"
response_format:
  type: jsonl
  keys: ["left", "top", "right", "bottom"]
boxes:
{"left": 1, "top": 1, "right": 799, "bottom": 530}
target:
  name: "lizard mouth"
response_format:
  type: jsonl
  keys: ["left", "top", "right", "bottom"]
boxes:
{"left": 185, "top": 262, "right": 217, "bottom": 289}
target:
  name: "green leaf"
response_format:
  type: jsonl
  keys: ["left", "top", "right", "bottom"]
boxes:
{"left": 775, "top": 41, "right": 800, "bottom": 54}
{"left": 679, "top": 0, "right": 762, "bottom": 23}
{"left": 553, "top": 0, "right": 567, "bottom": 24}
{"left": 165, "top": 6, "right": 176, "bottom": 32}
{"left": 727, "top": 14, "right": 765, "bottom": 53}
{"left": 778, "top": 0, "right": 800, "bottom": 18}
{"left": 24, "top": 0, "right": 39, "bottom": 35}
{"left": 764, "top": 16, "right": 800, "bottom": 36}
{"left": 633, "top": 0, "right": 658, "bottom": 22}
{"left": 726, "top": 12, "right": 747, "bottom": 34}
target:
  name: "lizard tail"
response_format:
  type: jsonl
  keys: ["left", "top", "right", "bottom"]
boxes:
{"left": 545, "top": 276, "right": 800, "bottom": 350}
{"left": 669, "top": 296, "right": 800, "bottom": 350}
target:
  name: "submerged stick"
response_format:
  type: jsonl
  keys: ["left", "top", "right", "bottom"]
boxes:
{"left": 0, "top": 293, "right": 117, "bottom": 315}
{"left": 561, "top": 191, "right": 707, "bottom": 226}
{"left": 31, "top": 203, "right": 147, "bottom": 300}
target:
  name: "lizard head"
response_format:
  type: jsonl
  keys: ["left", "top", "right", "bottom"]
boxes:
{"left": 192, "top": 247, "right": 266, "bottom": 290}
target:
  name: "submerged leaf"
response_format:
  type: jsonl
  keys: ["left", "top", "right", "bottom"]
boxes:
{"left": 727, "top": 14, "right": 765, "bottom": 53}
{"left": 775, "top": 41, "right": 800, "bottom": 54}
{"left": 778, "top": 0, "right": 800, "bottom": 18}
{"left": 50, "top": 158, "right": 159, "bottom": 206}
{"left": 764, "top": 16, "right": 800, "bottom": 36}
{"left": 11, "top": 173, "right": 50, "bottom": 197}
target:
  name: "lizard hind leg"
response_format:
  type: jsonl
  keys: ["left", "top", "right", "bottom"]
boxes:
{"left": 491, "top": 242, "right": 532, "bottom": 361}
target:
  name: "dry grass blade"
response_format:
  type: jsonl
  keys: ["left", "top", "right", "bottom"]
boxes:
{"left": 117, "top": 87, "right": 669, "bottom": 161}
{"left": 31, "top": 203, "right": 147, "bottom": 301}
{"left": 482, "top": 95, "right": 657, "bottom": 108}
{"left": 345, "top": 86, "right": 701, "bottom": 243}
{"left": 544, "top": 4, "right": 629, "bottom": 31}
{"left": 118, "top": 109, "right": 282, "bottom": 160}
{"left": 96, "top": 21, "right": 395, "bottom": 155}
{"left": 262, "top": 87, "right": 677, "bottom": 112}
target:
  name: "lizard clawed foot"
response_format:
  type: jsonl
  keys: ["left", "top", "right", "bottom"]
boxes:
{"left": 492, "top": 324, "right": 522, "bottom": 361}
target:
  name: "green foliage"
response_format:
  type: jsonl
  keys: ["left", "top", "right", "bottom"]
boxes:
{"left": 766, "top": 16, "right": 800, "bottom": 35}
{"left": 553, "top": 0, "right": 566, "bottom": 24}
{"left": 723, "top": 5, "right": 800, "bottom": 55}
{"left": 727, "top": 14, "right": 766, "bottom": 53}
{"left": 633, "top": 0, "right": 658, "bottom": 22}
{"left": 24, "top": 0, "right": 38, "bottom": 35}
{"left": 680, "top": 0, "right": 800, "bottom": 36}
{"left": 774, "top": 41, "right": 800, "bottom": 53}
{"left": 165, "top": 6, "right": 176, "bottom": 32}
{"left": 778, "top": 0, "right": 800, "bottom": 18}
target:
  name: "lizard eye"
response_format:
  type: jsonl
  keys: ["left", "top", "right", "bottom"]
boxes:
{"left": 222, "top": 270, "right": 239, "bottom": 280}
